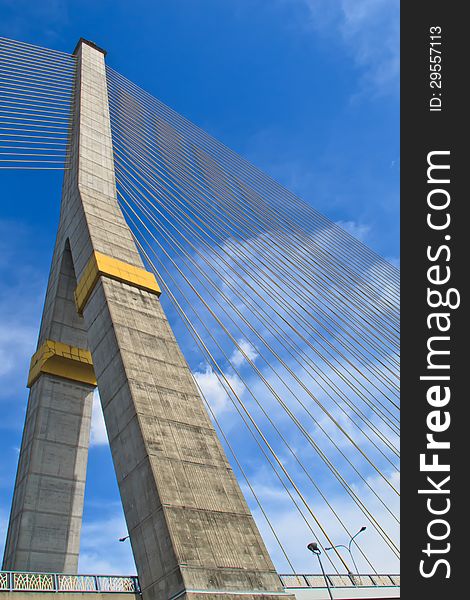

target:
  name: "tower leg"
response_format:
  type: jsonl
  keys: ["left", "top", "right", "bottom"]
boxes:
{"left": 2, "top": 244, "right": 94, "bottom": 572}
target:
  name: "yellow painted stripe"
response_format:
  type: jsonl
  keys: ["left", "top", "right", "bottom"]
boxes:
{"left": 74, "top": 251, "right": 161, "bottom": 314}
{"left": 27, "top": 339, "right": 96, "bottom": 388}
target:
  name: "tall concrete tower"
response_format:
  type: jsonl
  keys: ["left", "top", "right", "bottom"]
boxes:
{"left": 2, "top": 39, "right": 291, "bottom": 600}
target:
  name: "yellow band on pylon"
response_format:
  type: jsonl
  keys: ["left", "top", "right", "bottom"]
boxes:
{"left": 74, "top": 251, "right": 161, "bottom": 314}
{"left": 27, "top": 340, "right": 96, "bottom": 388}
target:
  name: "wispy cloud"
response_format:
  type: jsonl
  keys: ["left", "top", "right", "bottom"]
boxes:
{"left": 0, "top": 0, "right": 71, "bottom": 45}
{"left": 230, "top": 338, "right": 259, "bottom": 368}
{"left": 156, "top": 223, "right": 400, "bottom": 573}
{"left": 335, "top": 219, "right": 370, "bottom": 241}
{"left": 90, "top": 391, "right": 109, "bottom": 447}
{"left": 193, "top": 365, "right": 243, "bottom": 417}
{"left": 191, "top": 339, "right": 259, "bottom": 417}
{"left": 247, "top": 468, "right": 399, "bottom": 573}
{"left": 0, "top": 220, "right": 45, "bottom": 406}
{"left": 79, "top": 509, "right": 136, "bottom": 574}
{"left": 0, "top": 507, "right": 7, "bottom": 559}
{"left": 386, "top": 256, "right": 400, "bottom": 269}
{"left": 297, "top": 0, "right": 399, "bottom": 98}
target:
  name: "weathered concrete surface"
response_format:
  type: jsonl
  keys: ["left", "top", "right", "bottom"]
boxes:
{"left": 3, "top": 39, "right": 293, "bottom": 600}
{"left": 279, "top": 588, "right": 399, "bottom": 599}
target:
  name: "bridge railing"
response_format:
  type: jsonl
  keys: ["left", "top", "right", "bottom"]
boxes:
{"left": 279, "top": 574, "right": 400, "bottom": 588}
{"left": 0, "top": 571, "right": 399, "bottom": 593}
{"left": 0, "top": 572, "right": 140, "bottom": 594}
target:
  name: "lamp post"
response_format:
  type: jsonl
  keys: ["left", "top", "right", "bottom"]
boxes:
{"left": 118, "top": 535, "right": 130, "bottom": 542}
{"left": 307, "top": 542, "right": 333, "bottom": 600}
{"left": 325, "top": 526, "right": 366, "bottom": 582}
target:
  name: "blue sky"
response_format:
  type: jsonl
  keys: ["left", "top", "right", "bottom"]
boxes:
{"left": 0, "top": 0, "right": 399, "bottom": 575}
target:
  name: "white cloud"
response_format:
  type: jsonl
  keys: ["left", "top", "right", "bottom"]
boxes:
{"left": 79, "top": 510, "right": 136, "bottom": 575}
{"left": 193, "top": 365, "right": 243, "bottom": 416}
{"left": 0, "top": 323, "right": 36, "bottom": 379}
{"left": 90, "top": 391, "right": 109, "bottom": 447}
{"left": 230, "top": 338, "right": 259, "bottom": 368}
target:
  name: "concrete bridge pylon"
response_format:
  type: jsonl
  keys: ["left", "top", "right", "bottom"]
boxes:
{"left": 2, "top": 39, "right": 292, "bottom": 600}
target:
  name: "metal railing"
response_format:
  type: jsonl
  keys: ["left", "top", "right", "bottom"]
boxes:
{"left": 0, "top": 571, "right": 400, "bottom": 593}
{"left": 0, "top": 572, "right": 140, "bottom": 593}
{"left": 279, "top": 574, "right": 400, "bottom": 588}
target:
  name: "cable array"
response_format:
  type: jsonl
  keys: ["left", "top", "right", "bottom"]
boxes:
{"left": 0, "top": 35, "right": 400, "bottom": 572}
{"left": 106, "top": 67, "right": 400, "bottom": 573}
{"left": 0, "top": 37, "right": 76, "bottom": 169}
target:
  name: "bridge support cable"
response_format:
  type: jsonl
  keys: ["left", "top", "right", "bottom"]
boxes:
{"left": 108, "top": 117, "right": 401, "bottom": 395}
{"left": 106, "top": 91, "right": 400, "bottom": 394}
{"left": 108, "top": 118, "right": 401, "bottom": 420}
{"left": 107, "top": 66, "right": 399, "bottom": 297}
{"left": 106, "top": 68, "right": 401, "bottom": 572}
{"left": 115, "top": 176, "right": 402, "bottom": 501}
{"left": 110, "top": 124, "right": 401, "bottom": 437}
{"left": 124, "top": 210, "right": 400, "bottom": 569}
{"left": 114, "top": 184, "right": 401, "bottom": 463}
{"left": 0, "top": 36, "right": 400, "bottom": 574}
{"left": 130, "top": 234, "right": 376, "bottom": 575}
{"left": 105, "top": 94, "right": 400, "bottom": 358}
{"left": 115, "top": 171, "right": 400, "bottom": 470}
{"left": 119, "top": 193, "right": 400, "bottom": 556}
{"left": 0, "top": 37, "right": 76, "bottom": 169}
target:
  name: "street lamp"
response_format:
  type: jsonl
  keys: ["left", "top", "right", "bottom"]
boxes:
{"left": 118, "top": 535, "right": 130, "bottom": 542}
{"left": 307, "top": 542, "right": 333, "bottom": 600}
{"left": 325, "top": 526, "right": 366, "bottom": 580}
